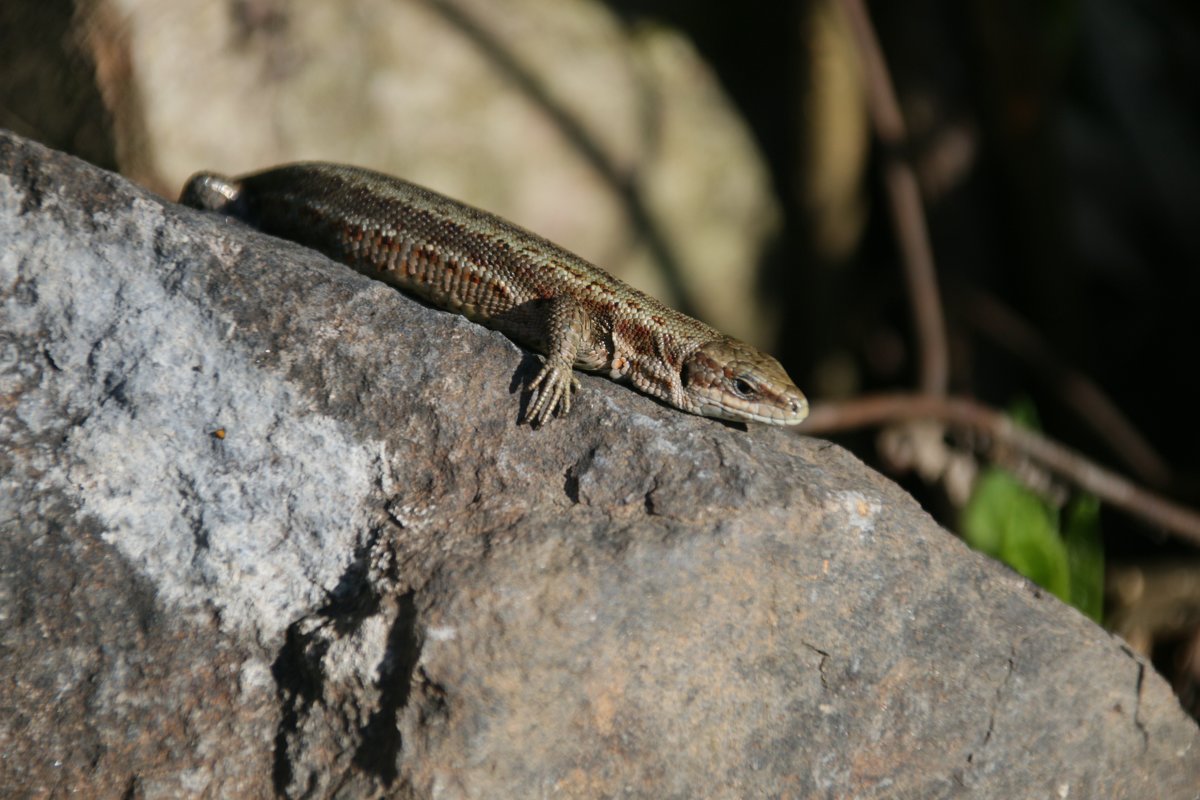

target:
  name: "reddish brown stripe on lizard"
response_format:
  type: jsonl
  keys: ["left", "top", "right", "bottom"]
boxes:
{"left": 179, "top": 163, "right": 808, "bottom": 426}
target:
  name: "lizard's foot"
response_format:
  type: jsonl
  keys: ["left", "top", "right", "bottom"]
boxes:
{"left": 524, "top": 360, "right": 581, "bottom": 426}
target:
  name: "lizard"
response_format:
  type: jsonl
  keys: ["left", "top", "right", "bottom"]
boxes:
{"left": 180, "top": 163, "right": 808, "bottom": 426}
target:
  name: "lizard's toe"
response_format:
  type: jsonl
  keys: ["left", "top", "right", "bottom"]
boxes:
{"left": 525, "top": 362, "right": 576, "bottom": 425}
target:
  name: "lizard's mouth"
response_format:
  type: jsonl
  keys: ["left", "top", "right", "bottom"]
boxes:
{"left": 692, "top": 390, "right": 809, "bottom": 426}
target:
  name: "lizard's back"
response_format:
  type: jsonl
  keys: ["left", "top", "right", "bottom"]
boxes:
{"left": 192, "top": 163, "right": 719, "bottom": 355}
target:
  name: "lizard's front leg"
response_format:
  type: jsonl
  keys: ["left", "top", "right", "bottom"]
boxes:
{"left": 524, "top": 295, "right": 591, "bottom": 425}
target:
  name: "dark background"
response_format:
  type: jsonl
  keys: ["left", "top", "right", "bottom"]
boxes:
{"left": 610, "top": 0, "right": 1200, "bottom": 529}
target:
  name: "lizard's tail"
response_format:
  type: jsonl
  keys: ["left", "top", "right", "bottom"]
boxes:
{"left": 179, "top": 171, "right": 242, "bottom": 213}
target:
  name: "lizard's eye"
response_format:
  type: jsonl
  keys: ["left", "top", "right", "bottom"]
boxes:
{"left": 733, "top": 377, "right": 756, "bottom": 397}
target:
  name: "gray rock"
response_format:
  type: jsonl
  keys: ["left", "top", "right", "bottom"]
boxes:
{"left": 2, "top": 130, "right": 1197, "bottom": 798}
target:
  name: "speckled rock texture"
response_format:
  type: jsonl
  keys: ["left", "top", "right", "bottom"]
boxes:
{"left": 2, "top": 132, "right": 1198, "bottom": 799}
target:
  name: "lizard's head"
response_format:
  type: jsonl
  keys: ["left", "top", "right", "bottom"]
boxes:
{"left": 681, "top": 338, "right": 808, "bottom": 425}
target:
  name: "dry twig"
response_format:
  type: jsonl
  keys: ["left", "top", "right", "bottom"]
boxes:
{"left": 801, "top": 393, "right": 1200, "bottom": 548}
{"left": 839, "top": 0, "right": 949, "bottom": 395}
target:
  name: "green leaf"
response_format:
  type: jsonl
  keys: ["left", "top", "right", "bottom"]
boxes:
{"left": 1063, "top": 494, "right": 1104, "bottom": 622}
{"left": 962, "top": 468, "right": 1071, "bottom": 603}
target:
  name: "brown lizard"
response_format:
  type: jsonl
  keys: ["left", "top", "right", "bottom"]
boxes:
{"left": 180, "top": 163, "right": 808, "bottom": 426}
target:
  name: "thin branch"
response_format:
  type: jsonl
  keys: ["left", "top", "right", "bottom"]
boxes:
{"left": 839, "top": 0, "right": 949, "bottom": 395}
{"left": 800, "top": 393, "right": 1200, "bottom": 548}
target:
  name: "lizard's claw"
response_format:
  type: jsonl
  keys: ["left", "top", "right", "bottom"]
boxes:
{"left": 525, "top": 360, "right": 581, "bottom": 426}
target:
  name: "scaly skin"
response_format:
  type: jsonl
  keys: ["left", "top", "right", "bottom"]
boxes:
{"left": 180, "top": 163, "right": 808, "bottom": 426}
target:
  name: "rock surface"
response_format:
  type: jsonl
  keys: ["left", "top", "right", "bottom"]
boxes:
{"left": 2, "top": 131, "right": 1198, "bottom": 798}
